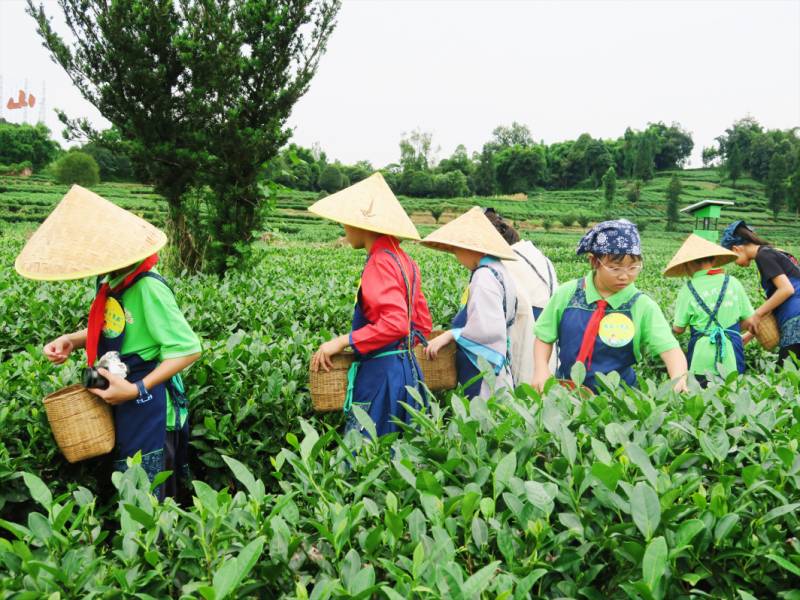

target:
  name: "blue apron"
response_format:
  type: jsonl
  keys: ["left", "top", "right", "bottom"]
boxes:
{"left": 556, "top": 278, "right": 640, "bottom": 392}
{"left": 451, "top": 263, "right": 515, "bottom": 397}
{"left": 759, "top": 250, "right": 800, "bottom": 348}
{"left": 686, "top": 275, "right": 745, "bottom": 375}
{"left": 96, "top": 271, "right": 190, "bottom": 500}
{"left": 345, "top": 250, "right": 425, "bottom": 438}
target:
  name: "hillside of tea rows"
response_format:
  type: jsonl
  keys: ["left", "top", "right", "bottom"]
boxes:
{"left": 1, "top": 175, "right": 800, "bottom": 598}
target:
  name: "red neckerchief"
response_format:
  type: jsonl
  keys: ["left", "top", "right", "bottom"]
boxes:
{"left": 85, "top": 254, "right": 159, "bottom": 366}
{"left": 576, "top": 299, "right": 608, "bottom": 370}
{"left": 707, "top": 268, "right": 724, "bottom": 275}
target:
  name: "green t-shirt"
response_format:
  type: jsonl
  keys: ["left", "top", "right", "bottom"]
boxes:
{"left": 103, "top": 266, "right": 201, "bottom": 428}
{"left": 534, "top": 274, "right": 679, "bottom": 360}
{"left": 673, "top": 271, "right": 754, "bottom": 375}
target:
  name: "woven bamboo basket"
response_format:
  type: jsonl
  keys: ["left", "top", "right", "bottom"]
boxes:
{"left": 43, "top": 384, "right": 115, "bottom": 463}
{"left": 310, "top": 352, "right": 355, "bottom": 413}
{"left": 756, "top": 313, "right": 780, "bottom": 351}
{"left": 414, "top": 330, "right": 457, "bottom": 391}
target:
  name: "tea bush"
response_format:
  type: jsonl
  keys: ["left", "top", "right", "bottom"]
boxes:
{"left": 2, "top": 222, "right": 800, "bottom": 597}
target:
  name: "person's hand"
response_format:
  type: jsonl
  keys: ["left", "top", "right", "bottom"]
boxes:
{"left": 424, "top": 332, "right": 452, "bottom": 360}
{"left": 311, "top": 339, "right": 344, "bottom": 373}
{"left": 532, "top": 372, "right": 551, "bottom": 393}
{"left": 89, "top": 369, "right": 138, "bottom": 405}
{"left": 742, "top": 331, "right": 755, "bottom": 345}
{"left": 43, "top": 335, "right": 74, "bottom": 364}
{"left": 672, "top": 376, "right": 688, "bottom": 393}
{"left": 747, "top": 313, "right": 762, "bottom": 335}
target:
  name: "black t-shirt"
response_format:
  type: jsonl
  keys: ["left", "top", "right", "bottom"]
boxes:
{"left": 755, "top": 247, "right": 800, "bottom": 293}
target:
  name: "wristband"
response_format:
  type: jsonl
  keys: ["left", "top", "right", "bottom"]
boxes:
{"left": 135, "top": 380, "right": 153, "bottom": 405}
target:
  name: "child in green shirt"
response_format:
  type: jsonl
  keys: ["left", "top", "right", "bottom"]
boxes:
{"left": 665, "top": 234, "right": 754, "bottom": 386}
{"left": 533, "top": 219, "right": 687, "bottom": 393}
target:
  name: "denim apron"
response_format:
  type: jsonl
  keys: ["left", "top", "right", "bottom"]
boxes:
{"left": 96, "top": 271, "right": 190, "bottom": 499}
{"left": 344, "top": 250, "right": 425, "bottom": 437}
{"left": 452, "top": 263, "right": 516, "bottom": 397}
{"left": 556, "top": 278, "right": 641, "bottom": 392}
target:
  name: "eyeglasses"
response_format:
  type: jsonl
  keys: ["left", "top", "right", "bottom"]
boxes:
{"left": 599, "top": 261, "right": 643, "bottom": 275}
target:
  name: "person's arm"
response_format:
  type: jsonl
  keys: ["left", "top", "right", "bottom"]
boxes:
{"left": 672, "top": 326, "right": 686, "bottom": 335}
{"left": 532, "top": 338, "right": 554, "bottom": 392}
{"left": 750, "top": 274, "right": 795, "bottom": 333}
{"left": 43, "top": 328, "right": 88, "bottom": 364}
{"left": 311, "top": 333, "right": 351, "bottom": 372}
{"left": 660, "top": 347, "right": 688, "bottom": 392}
{"left": 91, "top": 353, "right": 201, "bottom": 404}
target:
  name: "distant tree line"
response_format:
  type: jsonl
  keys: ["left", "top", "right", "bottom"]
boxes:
{"left": 703, "top": 116, "right": 800, "bottom": 218}
{"left": 268, "top": 121, "right": 694, "bottom": 198}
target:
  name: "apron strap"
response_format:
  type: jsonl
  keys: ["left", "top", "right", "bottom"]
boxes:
{"left": 344, "top": 349, "right": 407, "bottom": 413}
{"left": 513, "top": 248, "right": 554, "bottom": 296}
{"left": 687, "top": 275, "right": 733, "bottom": 365}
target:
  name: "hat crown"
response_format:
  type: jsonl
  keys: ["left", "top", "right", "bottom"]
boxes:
{"left": 421, "top": 206, "right": 517, "bottom": 260}
{"left": 663, "top": 233, "right": 738, "bottom": 277}
{"left": 307, "top": 172, "right": 420, "bottom": 240}
{"left": 15, "top": 185, "right": 167, "bottom": 281}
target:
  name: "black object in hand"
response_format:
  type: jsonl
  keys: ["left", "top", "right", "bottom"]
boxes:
{"left": 82, "top": 367, "right": 109, "bottom": 390}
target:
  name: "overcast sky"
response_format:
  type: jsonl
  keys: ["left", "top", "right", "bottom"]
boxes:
{"left": 2, "top": 0, "right": 798, "bottom": 168}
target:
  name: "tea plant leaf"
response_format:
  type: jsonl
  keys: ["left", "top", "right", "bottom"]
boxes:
{"left": 299, "top": 419, "right": 320, "bottom": 463}
{"left": 462, "top": 560, "right": 500, "bottom": 598}
{"left": 351, "top": 406, "right": 378, "bottom": 442}
{"left": 212, "top": 536, "right": 265, "bottom": 600}
{"left": 22, "top": 472, "right": 52, "bottom": 510}
{"left": 624, "top": 443, "right": 659, "bottom": 488}
{"left": 123, "top": 504, "right": 156, "bottom": 530}
{"left": 761, "top": 503, "right": 800, "bottom": 523}
{"left": 642, "top": 535, "right": 668, "bottom": 590}
{"left": 699, "top": 428, "right": 730, "bottom": 463}
{"left": 570, "top": 361, "right": 586, "bottom": 387}
{"left": 591, "top": 462, "right": 622, "bottom": 491}
{"left": 493, "top": 451, "right": 516, "bottom": 498}
{"left": 222, "top": 455, "right": 264, "bottom": 501}
{"left": 471, "top": 516, "right": 488, "bottom": 547}
{"left": 765, "top": 554, "right": 800, "bottom": 577}
{"left": 630, "top": 482, "right": 661, "bottom": 540}
{"left": 674, "top": 519, "right": 705, "bottom": 550}
{"left": 714, "top": 514, "right": 740, "bottom": 545}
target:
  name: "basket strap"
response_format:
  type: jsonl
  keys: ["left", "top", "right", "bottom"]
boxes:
{"left": 343, "top": 349, "right": 406, "bottom": 413}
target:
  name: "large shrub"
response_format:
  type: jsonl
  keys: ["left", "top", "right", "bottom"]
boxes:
{"left": 318, "top": 164, "right": 344, "bottom": 193}
{"left": 53, "top": 151, "right": 101, "bottom": 187}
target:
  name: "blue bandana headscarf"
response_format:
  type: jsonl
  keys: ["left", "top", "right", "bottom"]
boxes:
{"left": 576, "top": 219, "right": 642, "bottom": 256}
{"left": 720, "top": 220, "right": 750, "bottom": 249}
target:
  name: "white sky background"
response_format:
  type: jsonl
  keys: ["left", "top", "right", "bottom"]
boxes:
{"left": 1, "top": 0, "right": 798, "bottom": 168}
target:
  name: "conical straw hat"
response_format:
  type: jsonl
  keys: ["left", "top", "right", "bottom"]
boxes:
{"left": 307, "top": 172, "right": 420, "bottom": 240}
{"left": 663, "top": 233, "right": 737, "bottom": 277}
{"left": 421, "top": 206, "right": 517, "bottom": 260}
{"left": 15, "top": 185, "right": 167, "bottom": 281}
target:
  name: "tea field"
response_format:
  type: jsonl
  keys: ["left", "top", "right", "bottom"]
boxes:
{"left": 1, "top": 184, "right": 800, "bottom": 597}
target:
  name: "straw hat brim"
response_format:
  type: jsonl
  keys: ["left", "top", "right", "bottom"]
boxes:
{"left": 421, "top": 206, "right": 517, "bottom": 260}
{"left": 307, "top": 172, "right": 421, "bottom": 240}
{"left": 663, "top": 233, "right": 738, "bottom": 277}
{"left": 14, "top": 185, "right": 168, "bottom": 281}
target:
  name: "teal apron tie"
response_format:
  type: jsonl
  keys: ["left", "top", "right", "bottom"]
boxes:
{"left": 344, "top": 349, "right": 407, "bottom": 413}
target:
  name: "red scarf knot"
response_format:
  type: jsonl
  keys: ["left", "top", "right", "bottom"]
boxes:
{"left": 575, "top": 299, "right": 608, "bottom": 370}
{"left": 85, "top": 254, "right": 159, "bottom": 366}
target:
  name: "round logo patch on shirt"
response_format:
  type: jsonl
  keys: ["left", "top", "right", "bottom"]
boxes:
{"left": 598, "top": 313, "right": 635, "bottom": 348}
{"left": 103, "top": 297, "right": 126, "bottom": 339}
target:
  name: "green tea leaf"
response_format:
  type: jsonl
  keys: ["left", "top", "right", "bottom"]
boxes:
{"left": 462, "top": 560, "right": 500, "bottom": 598}
{"left": 765, "top": 554, "right": 800, "bottom": 577}
{"left": 630, "top": 482, "right": 661, "bottom": 540}
{"left": 625, "top": 443, "right": 658, "bottom": 488}
{"left": 699, "top": 428, "right": 730, "bottom": 463}
{"left": 642, "top": 535, "right": 668, "bottom": 590}
{"left": 493, "top": 451, "right": 516, "bottom": 499}
{"left": 591, "top": 461, "right": 622, "bottom": 491}
{"left": 674, "top": 518, "right": 705, "bottom": 549}
{"left": 123, "top": 504, "right": 156, "bottom": 530}
{"left": 222, "top": 455, "right": 264, "bottom": 501}
{"left": 212, "top": 536, "right": 265, "bottom": 600}
{"left": 22, "top": 472, "right": 52, "bottom": 510}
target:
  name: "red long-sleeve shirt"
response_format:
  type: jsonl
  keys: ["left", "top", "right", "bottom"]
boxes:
{"left": 349, "top": 236, "right": 433, "bottom": 356}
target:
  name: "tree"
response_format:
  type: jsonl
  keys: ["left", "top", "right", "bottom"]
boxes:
{"left": 399, "top": 129, "right": 438, "bottom": 172}
{"left": 788, "top": 148, "right": 800, "bottom": 219}
{"left": 666, "top": 174, "right": 682, "bottom": 231}
{"left": 490, "top": 122, "right": 534, "bottom": 149}
{"left": 53, "top": 151, "right": 100, "bottom": 186}
{"left": 766, "top": 152, "right": 788, "bottom": 219}
{"left": 438, "top": 144, "right": 473, "bottom": 177}
{"left": 318, "top": 164, "right": 344, "bottom": 193}
{"left": 470, "top": 146, "right": 497, "bottom": 196}
{"left": 0, "top": 120, "right": 60, "bottom": 170}
{"left": 601, "top": 166, "right": 616, "bottom": 207}
{"left": 648, "top": 122, "right": 694, "bottom": 169}
{"left": 633, "top": 133, "right": 655, "bottom": 181}
{"left": 28, "top": 0, "right": 340, "bottom": 273}
{"left": 724, "top": 142, "right": 743, "bottom": 188}
{"left": 627, "top": 180, "right": 641, "bottom": 203}
{"left": 494, "top": 145, "right": 547, "bottom": 193}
